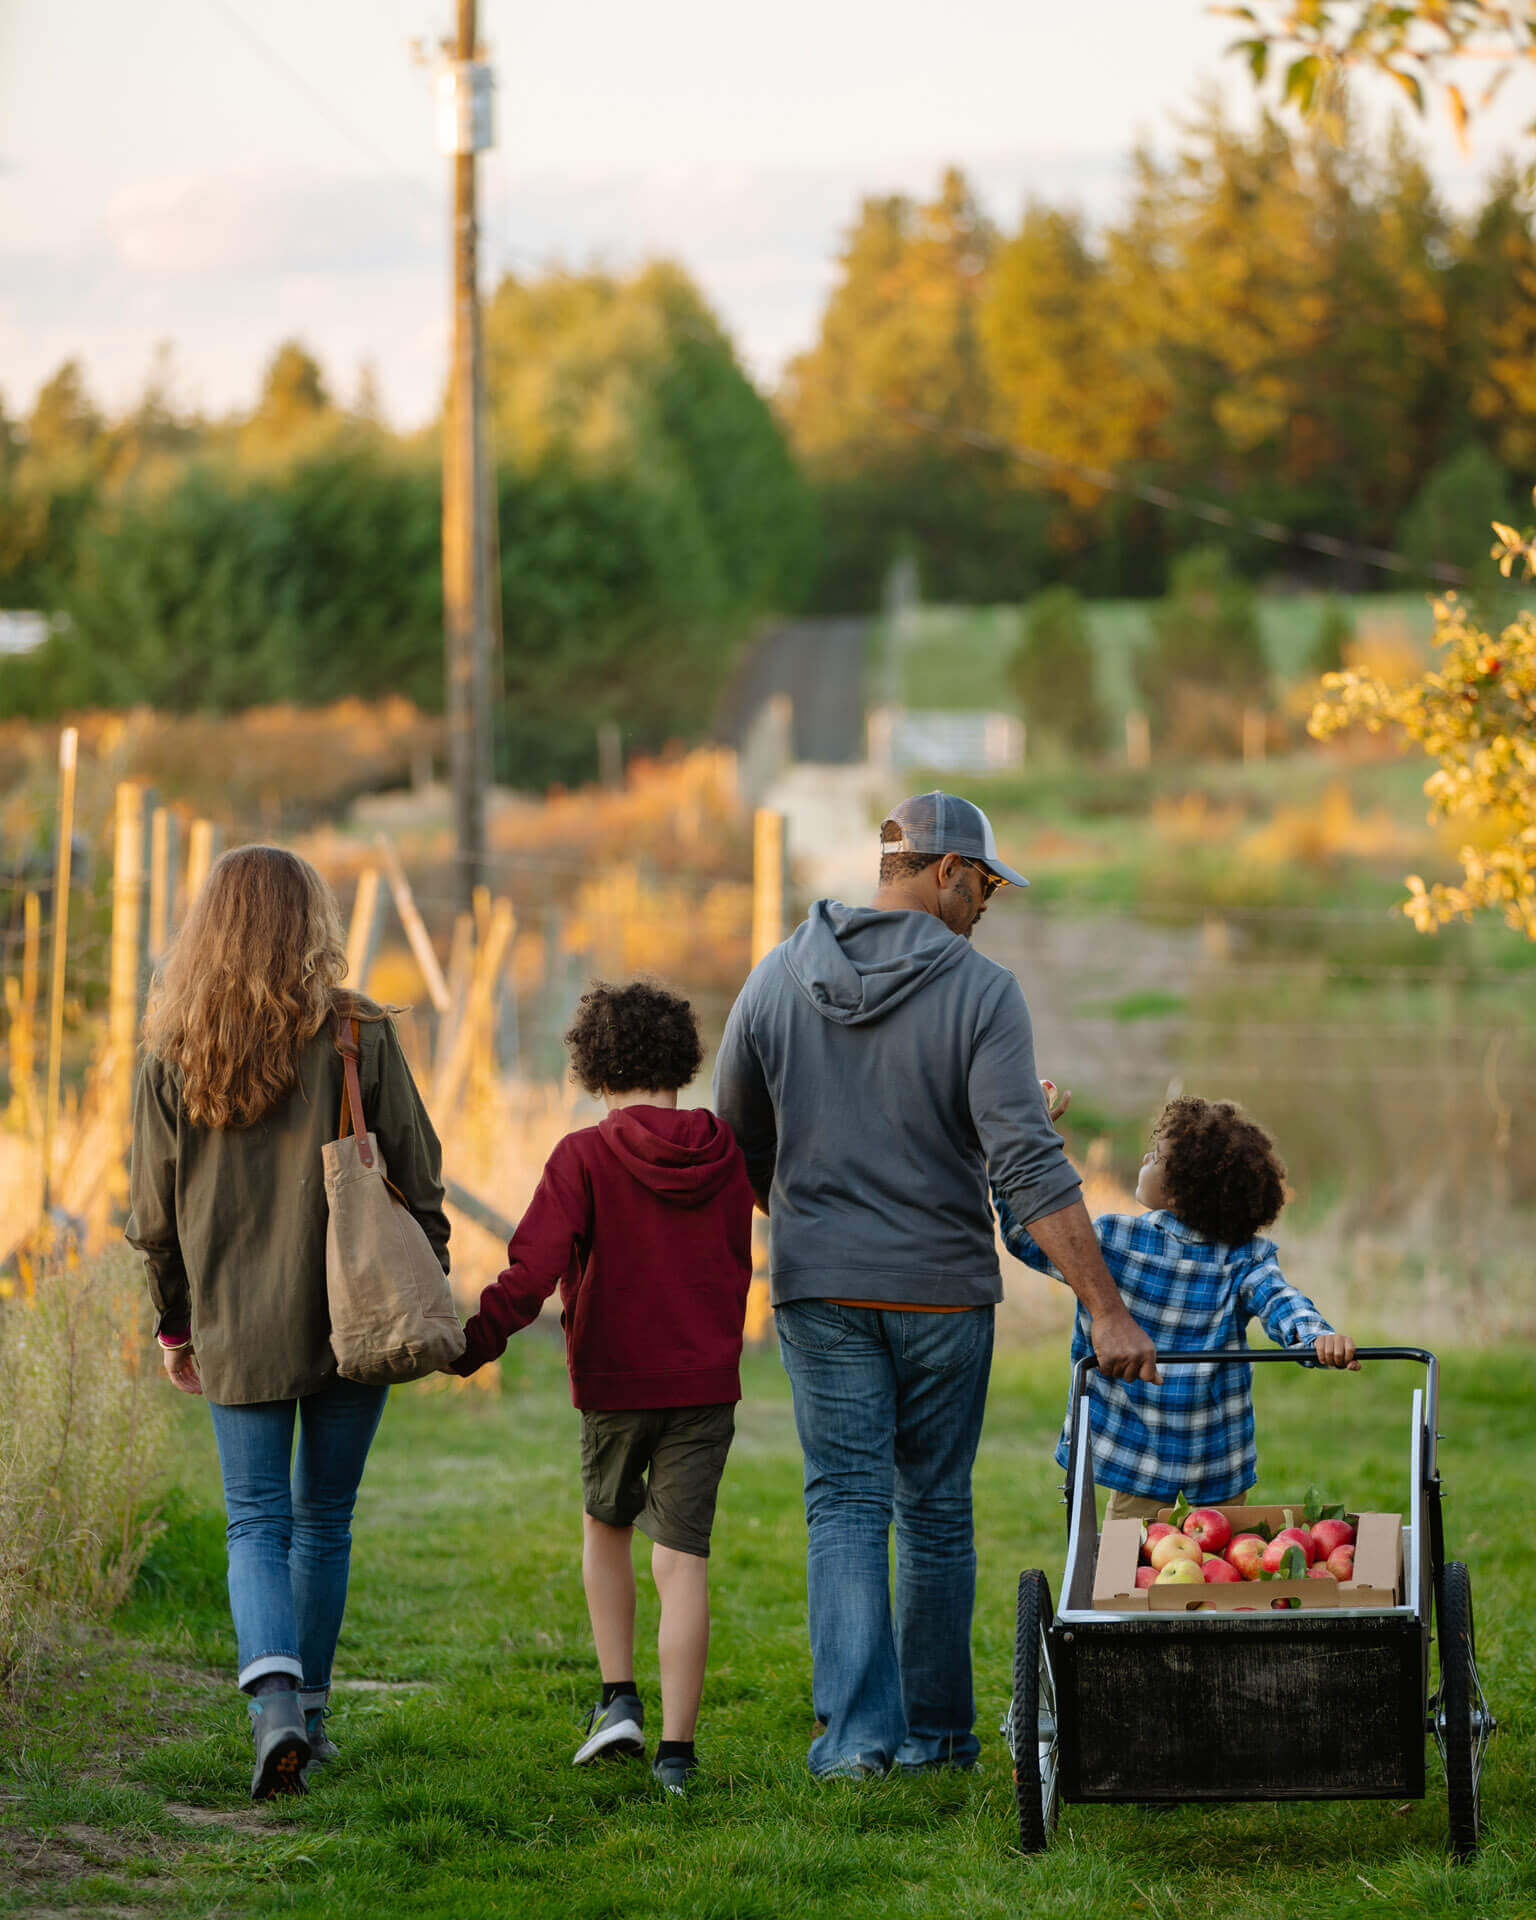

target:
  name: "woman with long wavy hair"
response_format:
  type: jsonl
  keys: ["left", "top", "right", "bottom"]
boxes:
{"left": 126, "top": 845, "right": 449, "bottom": 1798}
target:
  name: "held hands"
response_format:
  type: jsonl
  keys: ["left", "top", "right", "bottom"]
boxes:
{"left": 161, "top": 1343, "right": 203, "bottom": 1395}
{"left": 1313, "top": 1332, "right": 1360, "bottom": 1371}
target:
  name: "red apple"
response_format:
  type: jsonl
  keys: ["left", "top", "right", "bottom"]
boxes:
{"left": 1203, "top": 1557, "right": 1243, "bottom": 1583}
{"left": 1262, "top": 1527, "right": 1315, "bottom": 1572}
{"left": 1182, "top": 1507, "right": 1233, "bottom": 1552}
{"left": 1149, "top": 1532, "right": 1203, "bottom": 1571}
{"left": 1325, "top": 1545, "right": 1355, "bottom": 1581}
{"left": 1307, "top": 1563, "right": 1335, "bottom": 1580}
{"left": 1141, "top": 1521, "right": 1177, "bottom": 1565}
{"left": 1134, "top": 1566, "right": 1158, "bottom": 1589}
{"left": 1154, "top": 1557, "right": 1204, "bottom": 1585}
{"left": 1310, "top": 1518, "right": 1355, "bottom": 1559}
{"left": 1226, "top": 1535, "right": 1266, "bottom": 1580}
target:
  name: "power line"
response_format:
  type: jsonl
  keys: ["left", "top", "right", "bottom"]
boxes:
{"left": 887, "top": 408, "right": 1471, "bottom": 589}
{"left": 206, "top": 0, "right": 402, "bottom": 174}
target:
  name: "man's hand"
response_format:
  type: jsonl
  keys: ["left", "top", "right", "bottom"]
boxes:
{"left": 1090, "top": 1304, "right": 1161, "bottom": 1384}
{"left": 1313, "top": 1332, "right": 1360, "bottom": 1371}
{"left": 162, "top": 1343, "right": 203, "bottom": 1395}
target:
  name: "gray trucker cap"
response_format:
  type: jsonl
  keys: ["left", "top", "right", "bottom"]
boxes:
{"left": 880, "top": 790, "right": 1029, "bottom": 888}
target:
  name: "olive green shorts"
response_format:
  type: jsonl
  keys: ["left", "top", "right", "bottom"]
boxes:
{"left": 1101, "top": 1486, "right": 1252, "bottom": 1524}
{"left": 579, "top": 1403, "right": 736, "bottom": 1559}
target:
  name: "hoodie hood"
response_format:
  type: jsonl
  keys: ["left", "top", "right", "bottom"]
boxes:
{"left": 780, "top": 899, "right": 970, "bottom": 1026}
{"left": 598, "top": 1105, "right": 745, "bottom": 1207}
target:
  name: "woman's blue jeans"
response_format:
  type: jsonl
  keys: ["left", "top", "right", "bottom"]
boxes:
{"left": 206, "top": 1377, "right": 388, "bottom": 1708}
{"left": 775, "top": 1299, "right": 995, "bottom": 1777}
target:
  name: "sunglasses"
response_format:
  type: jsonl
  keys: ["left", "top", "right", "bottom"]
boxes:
{"left": 958, "top": 857, "right": 1007, "bottom": 902}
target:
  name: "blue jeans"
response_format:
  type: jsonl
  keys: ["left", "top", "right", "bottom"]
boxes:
{"left": 207, "top": 1377, "right": 388, "bottom": 1707}
{"left": 775, "top": 1299, "right": 995, "bottom": 1776}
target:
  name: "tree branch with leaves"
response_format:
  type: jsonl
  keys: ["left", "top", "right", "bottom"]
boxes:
{"left": 1309, "top": 495, "right": 1536, "bottom": 937}
{"left": 1218, "top": 3, "right": 1536, "bottom": 137}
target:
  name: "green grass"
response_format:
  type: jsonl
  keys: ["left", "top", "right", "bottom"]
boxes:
{"left": 3, "top": 1337, "right": 1532, "bottom": 1917}
{"left": 886, "top": 592, "right": 1519, "bottom": 726}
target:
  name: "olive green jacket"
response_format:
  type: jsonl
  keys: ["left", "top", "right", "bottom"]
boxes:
{"left": 125, "top": 1004, "right": 450, "bottom": 1405}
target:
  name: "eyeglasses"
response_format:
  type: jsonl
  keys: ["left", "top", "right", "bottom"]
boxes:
{"left": 958, "top": 858, "right": 1007, "bottom": 902}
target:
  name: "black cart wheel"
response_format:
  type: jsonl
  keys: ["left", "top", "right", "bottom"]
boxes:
{"left": 1007, "top": 1570, "right": 1059, "bottom": 1853}
{"left": 1433, "top": 1560, "right": 1494, "bottom": 1861}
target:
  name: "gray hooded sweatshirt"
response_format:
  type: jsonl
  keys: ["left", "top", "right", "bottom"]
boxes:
{"left": 712, "top": 899, "right": 1081, "bottom": 1307}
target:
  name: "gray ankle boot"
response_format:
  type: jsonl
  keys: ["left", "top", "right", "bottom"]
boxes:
{"left": 302, "top": 1703, "right": 339, "bottom": 1782}
{"left": 249, "top": 1688, "right": 310, "bottom": 1799}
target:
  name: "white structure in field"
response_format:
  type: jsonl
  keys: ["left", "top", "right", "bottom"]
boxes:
{"left": 867, "top": 707, "right": 1025, "bottom": 774}
{"left": 0, "top": 611, "right": 48, "bottom": 656}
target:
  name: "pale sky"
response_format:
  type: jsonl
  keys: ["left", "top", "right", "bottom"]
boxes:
{"left": 1, "top": 1, "right": 1528, "bottom": 429}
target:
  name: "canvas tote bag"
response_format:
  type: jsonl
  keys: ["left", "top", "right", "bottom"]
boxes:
{"left": 322, "top": 1015, "right": 465, "bottom": 1383}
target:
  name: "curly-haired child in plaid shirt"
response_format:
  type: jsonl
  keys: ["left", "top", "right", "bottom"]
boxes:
{"left": 995, "top": 1093, "right": 1357, "bottom": 1523}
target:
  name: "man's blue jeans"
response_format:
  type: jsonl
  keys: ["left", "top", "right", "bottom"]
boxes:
{"left": 206, "top": 1377, "right": 388, "bottom": 1708}
{"left": 775, "top": 1299, "right": 995, "bottom": 1776}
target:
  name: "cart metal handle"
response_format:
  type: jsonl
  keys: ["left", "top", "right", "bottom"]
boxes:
{"left": 1063, "top": 1347, "right": 1439, "bottom": 1528}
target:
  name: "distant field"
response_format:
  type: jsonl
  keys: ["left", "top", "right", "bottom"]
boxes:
{"left": 887, "top": 592, "right": 1529, "bottom": 725}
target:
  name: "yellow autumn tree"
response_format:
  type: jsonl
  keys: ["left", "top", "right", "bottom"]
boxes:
{"left": 1309, "top": 507, "right": 1536, "bottom": 936}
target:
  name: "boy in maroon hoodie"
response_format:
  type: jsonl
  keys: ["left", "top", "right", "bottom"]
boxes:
{"left": 452, "top": 980, "right": 754, "bottom": 1794}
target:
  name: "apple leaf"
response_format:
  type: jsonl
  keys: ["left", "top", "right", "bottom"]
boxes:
{"left": 1170, "top": 1491, "right": 1193, "bottom": 1529}
{"left": 1250, "top": 1518, "right": 1276, "bottom": 1542}
{"left": 1280, "top": 1545, "right": 1306, "bottom": 1581}
{"left": 1303, "top": 1485, "right": 1347, "bottom": 1525}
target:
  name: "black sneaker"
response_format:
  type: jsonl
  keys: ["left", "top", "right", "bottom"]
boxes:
{"left": 652, "top": 1751, "right": 698, "bottom": 1796}
{"left": 573, "top": 1693, "right": 645, "bottom": 1766}
{"left": 249, "top": 1690, "right": 310, "bottom": 1799}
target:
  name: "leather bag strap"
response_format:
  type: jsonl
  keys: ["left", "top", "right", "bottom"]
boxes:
{"left": 333, "top": 1014, "right": 374, "bottom": 1168}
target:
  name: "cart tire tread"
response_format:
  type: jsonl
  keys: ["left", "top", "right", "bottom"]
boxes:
{"left": 1437, "top": 1560, "right": 1480, "bottom": 1861}
{"left": 1012, "top": 1570, "right": 1058, "bottom": 1855}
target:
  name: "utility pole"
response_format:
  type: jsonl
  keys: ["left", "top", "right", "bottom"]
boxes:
{"left": 439, "top": 1, "right": 495, "bottom": 911}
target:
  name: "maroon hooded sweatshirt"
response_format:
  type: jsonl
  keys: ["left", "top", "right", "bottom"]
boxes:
{"left": 453, "top": 1105, "right": 755, "bottom": 1409}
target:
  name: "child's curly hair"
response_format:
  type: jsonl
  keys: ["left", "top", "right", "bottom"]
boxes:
{"left": 563, "top": 978, "right": 703, "bottom": 1096}
{"left": 1155, "top": 1096, "right": 1286, "bottom": 1246}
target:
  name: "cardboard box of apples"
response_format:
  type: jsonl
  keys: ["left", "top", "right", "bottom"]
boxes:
{"left": 1092, "top": 1487, "right": 1402, "bottom": 1613}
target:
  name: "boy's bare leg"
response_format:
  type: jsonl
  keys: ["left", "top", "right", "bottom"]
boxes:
{"left": 582, "top": 1514, "right": 636, "bottom": 1681}
{"left": 651, "top": 1543, "right": 709, "bottom": 1741}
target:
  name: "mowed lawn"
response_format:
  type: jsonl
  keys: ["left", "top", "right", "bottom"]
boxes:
{"left": 4, "top": 1335, "right": 1533, "bottom": 1919}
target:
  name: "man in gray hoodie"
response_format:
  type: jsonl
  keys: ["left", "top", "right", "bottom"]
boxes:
{"left": 713, "top": 790, "right": 1157, "bottom": 1778}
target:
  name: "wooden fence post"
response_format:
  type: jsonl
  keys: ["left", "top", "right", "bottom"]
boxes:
{"left": 433, "top": 910, "right": 478, "bottom": 1082}
{"left": 183, "top": 817, "right": 220, "bottom": 913}
{"left": 752, "top": 808, "right": 787, "bottom": 966}
{"left": 1125, "top": 709, "right": 1151, "bottom": 770}
{"left": 345, "top": 869, "right": 383, "bottom": 992}
{"left": 148, "top": 805, "right": 180, "bottom": 963}
{"left": 433, "top": 898, "right": 515, "bottom": 1115}
{"left": 41, "top": 729, "right": 80, "bottom": 1221}
{"left": 107, "top": 780, "right": 152, "bottom": 1210}
{"left": 5, "top": 889, "right": 41, "bottom": 1135}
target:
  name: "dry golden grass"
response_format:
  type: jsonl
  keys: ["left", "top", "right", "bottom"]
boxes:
{"left": 0, "top": 1245, "right": 167, "bottom": 1692}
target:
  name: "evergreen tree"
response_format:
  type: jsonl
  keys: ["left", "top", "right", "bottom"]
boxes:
{"left": 781, "top": 168, "right": 995, "bottom": 471}
{"left": 1453, "top": 166, "right": 1536, "bottom": 475}
{"left": 1139, "top": 546, "right": 1270, "bottom": 755}
{"left": 243, "top": 340, "right": 334, "bottom": 457}
{"left": 1008, "top": 587, "right": 1107, "bottom": 754}
{"left": 26, "top": 360, "right": 101, "bottom": 465}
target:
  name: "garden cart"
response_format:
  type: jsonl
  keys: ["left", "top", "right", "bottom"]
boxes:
{"left": 1003, "top": 1347, "right": 1495, "bottom": 1860}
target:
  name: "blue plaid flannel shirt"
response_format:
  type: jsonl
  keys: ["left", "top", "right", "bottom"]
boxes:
{"left": 994, "top": 1194, "right": 1333, "bottom": 1503}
